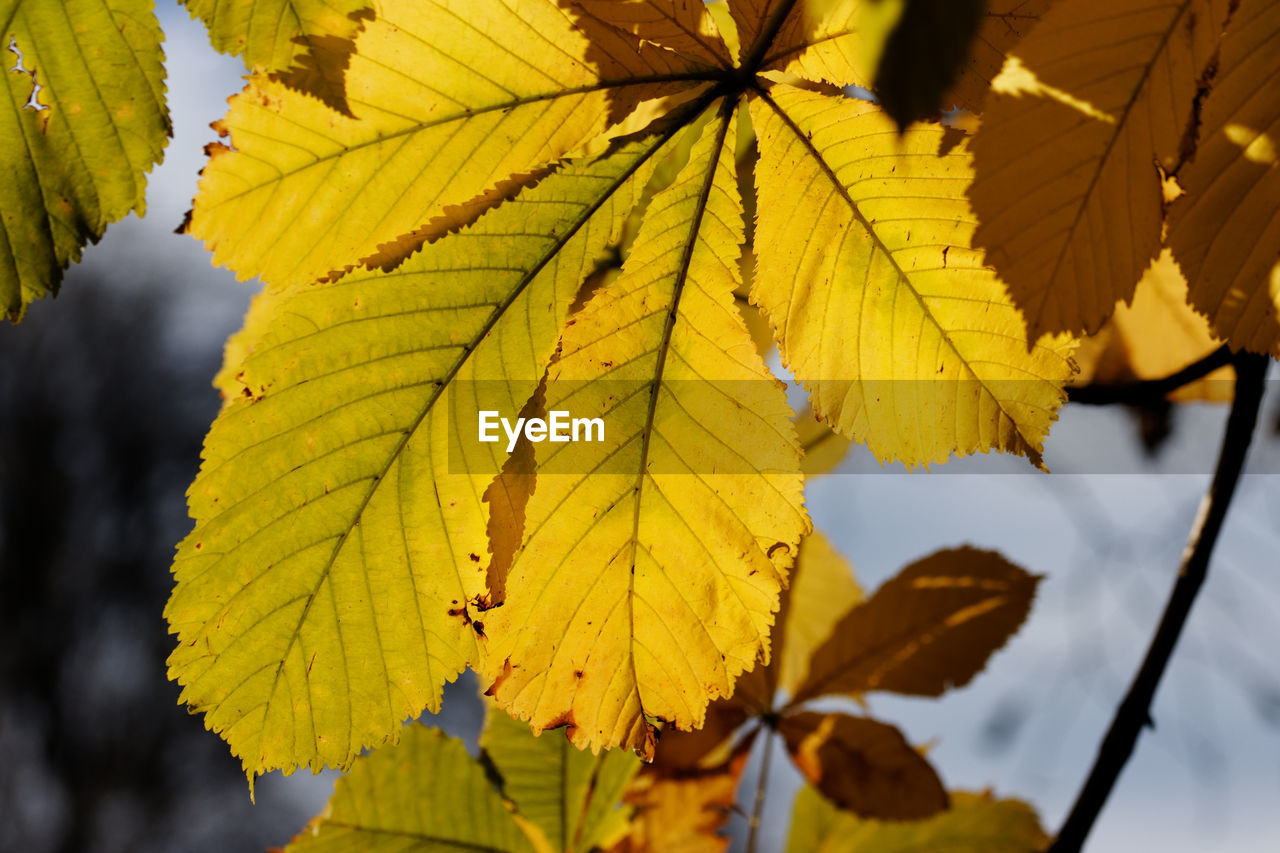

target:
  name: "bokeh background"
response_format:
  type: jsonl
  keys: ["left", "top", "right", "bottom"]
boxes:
{"left": 1, "top": 6, "right": 1277, "bottom": 852}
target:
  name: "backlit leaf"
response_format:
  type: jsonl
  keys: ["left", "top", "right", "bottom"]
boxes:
{"left": 567, "top": 0, "right": 734, "bottom": 67}
{"left": 181, "top": 0, "right": 372, "bottom": 115}
{"left": 778, "top": 712, "right": 947, "bottom": 819}
{"left": 791, "top": 547, "right": 1038, "bottom": 704}
{"left": 482, "top": 707, "right": 641, "bottom": 853}
{"left": 969, "top": 0, "right": 1232, "bottom": 340}
{"left": 185, "top": 0, "right": 717, "bottom": 287}
{"left": 613, "top": 737, "right": 752, "bottom": 853}
{"left": 166, "top": 133, "right": 667, "bottom": 778}
{"left": 775, "top": 529, "right": 861, "bottom": 696}
{"left": 1077, "top": 249, "right": 1235, "bottom": 402}
{"left": 1, "top": 0, "right": 169, "bottom": 320}
{"left": 787, "top": 786, "right": 1047, "bottom": 853}
{"left": 1169, "top": 0, "right": 1280, "bottom": 357}
{"left": 484, "top": 104, "right": 810, "bottom": 756}
{"left": 750, "top": 84, "right": 1076, "bottom": 469}
{"left": 283, "top": 724, "right": 535, "bottom": 853}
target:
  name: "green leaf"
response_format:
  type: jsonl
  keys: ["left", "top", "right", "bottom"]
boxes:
{"left": 787, "top": 786, "right": 1047, "bottom": 853}
{"left": 481, "top": 708, "right": 641, "bottom": 853}
{"left": 283, "top": 724, "right": 535, "bottom": 853}
{"left": 1, "top": 0, "right": 169, "bottom": 320}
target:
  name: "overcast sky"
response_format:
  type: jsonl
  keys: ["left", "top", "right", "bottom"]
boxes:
{"left": 59, "top": 5, "right": 1280, "bottom": 851}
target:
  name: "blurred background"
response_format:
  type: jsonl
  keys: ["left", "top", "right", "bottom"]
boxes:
{"left": 0, "top": 6, "right": 1277, "bottom": 852}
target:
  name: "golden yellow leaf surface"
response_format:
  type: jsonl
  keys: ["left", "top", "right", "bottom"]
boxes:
{"left": 969, "top": 0, "right": 1231, "bottom": 340}
{"left": 613, "top": 738, "right": 751, "bottom": 853}
{"left": 167, "top": 135, "right": 666, "bottom": 779}
{"left": 787, "top": 786, "right": 1047, "bottom": 853}
{"left": 1, "top": 0, "right": 169, "bottom": 320}
{"left": 185, "top": 0, "right": 716, "bottom": 287}
{"left": 1077, "top": 250, "right": 1235, "bottom": 402}
{"left": 774, "top": 529, "right": 861, "bottom": 695}
{"left": 568, "top": 0, "right": 734, "bottom": 67}
{"left": 180, "top": 0, "right": 372, "bottom": 115}
{"left": 1170, "top": 0, "right": 1280, "bottom": 357}
{"left": 750, "top": 84, "right": 1076, "bottom": 469}
{"left": 484, "top": 106, "right": 810, "bottom": 757}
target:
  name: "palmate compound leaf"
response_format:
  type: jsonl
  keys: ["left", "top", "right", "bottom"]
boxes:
{"left": 484, "top": 102, "right": 811, "bottom": 757}
{"left": 730, "top": 0, "right": 1050, "bottom": 110}
{"left": 969, "top": 0, "right": 1233, "bottom": 341}
{"left": 283, "top": 724, "right": 535, "bottom": 853}
{"left": 180, "top": 0, "right": 374, "bottom": 116}
{"left": 787, "top": 785, "right": 1047, "bottom": 853}
{"left": 481, "top": 706, "right": 641, "bottom": 853}
{"left": 790, "top": 547, "right": 1039, "bottom": 705}
{"left": 1, "top": 0, "right": 169, "bottom": 321}
{"left": 1169, "top": 0, "right": 1280, "bottom": 358}
{"left": 175, "top": 0, "right": 1076, "bottom": 779}
{"left": 749, "top": 84, "right": 1076, "bottom": 470}
{"left": 184, "top": 0, "right": 726, "bottom": 288}
{"left": 166, "top": 128, "right": 681, "bottom": 779}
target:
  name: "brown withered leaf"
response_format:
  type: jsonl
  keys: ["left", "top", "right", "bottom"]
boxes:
{"left": 778, "top": 712, "right": 948, "bottom": 820}
{"left": 874, "top": 0, "right": 986, "bottom": 129}
{"left": 791, "top": 547, "right": 1039, "bottom": 704}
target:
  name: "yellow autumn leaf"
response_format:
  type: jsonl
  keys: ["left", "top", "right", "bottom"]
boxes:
{"left": 484, "top": 104, "right": 810, "bottom": 757}
{"left": 795, "top": 407, "right": 854, "bottom": 476}
{"left": 787, "top": 786, "right": 1048, "bottom": 853}
{"left": 283, "top": 723, "right": 536, "bottom": 853}
{"left": 1169, "top": 0, "right": 1280, "bottom": 357}
{"left": 613, "top": 737, "right": 753, "bottom": 853}
{"left": 1, "top": 0, "right": 169, "bottom": 320}
{"left": 791, "top": 546, "right": 1039, "bottom": 704}
{"left": 969, "top": 0, "right": 1232, "bottom": 340}
{"left": 1077, "top": 249, "right": 1235, "bottom": 402}
{"left": 185, "top": 0, "right": 720, "bottom": 287}
{"left": 568, "top": 0, "right": 734, "bottom": 67}
{"left": 166, "top": 133, "right": 670, "bottom": 779}
{"left": 481, "top": 706, "right": 641, "bottom": 853}
{"left": 750, "top": 84, "right": 1076, "bottom": 469}
{"left": 774, "top": 530, "right": 861, "bottom": 694}
{"left": 180, "top": 0, "right": 372, "bottom": 115}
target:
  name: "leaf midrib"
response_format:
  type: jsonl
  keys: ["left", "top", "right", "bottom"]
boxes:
{"left": 244, "top": 95, "right": 716, "bottom": 771}
{"left": 754, "top": 86, "right": 1048, "bottom": 464}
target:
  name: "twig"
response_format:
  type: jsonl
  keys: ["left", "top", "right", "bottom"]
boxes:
{"left": 1049, "top": 351, "right": 1270, "bottom": 852}
{"left": 745, "top": 727, "right": 777, "bottom": 853}
{"left": 1067, "top": 345, "right": 1232, "bottom": 406}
